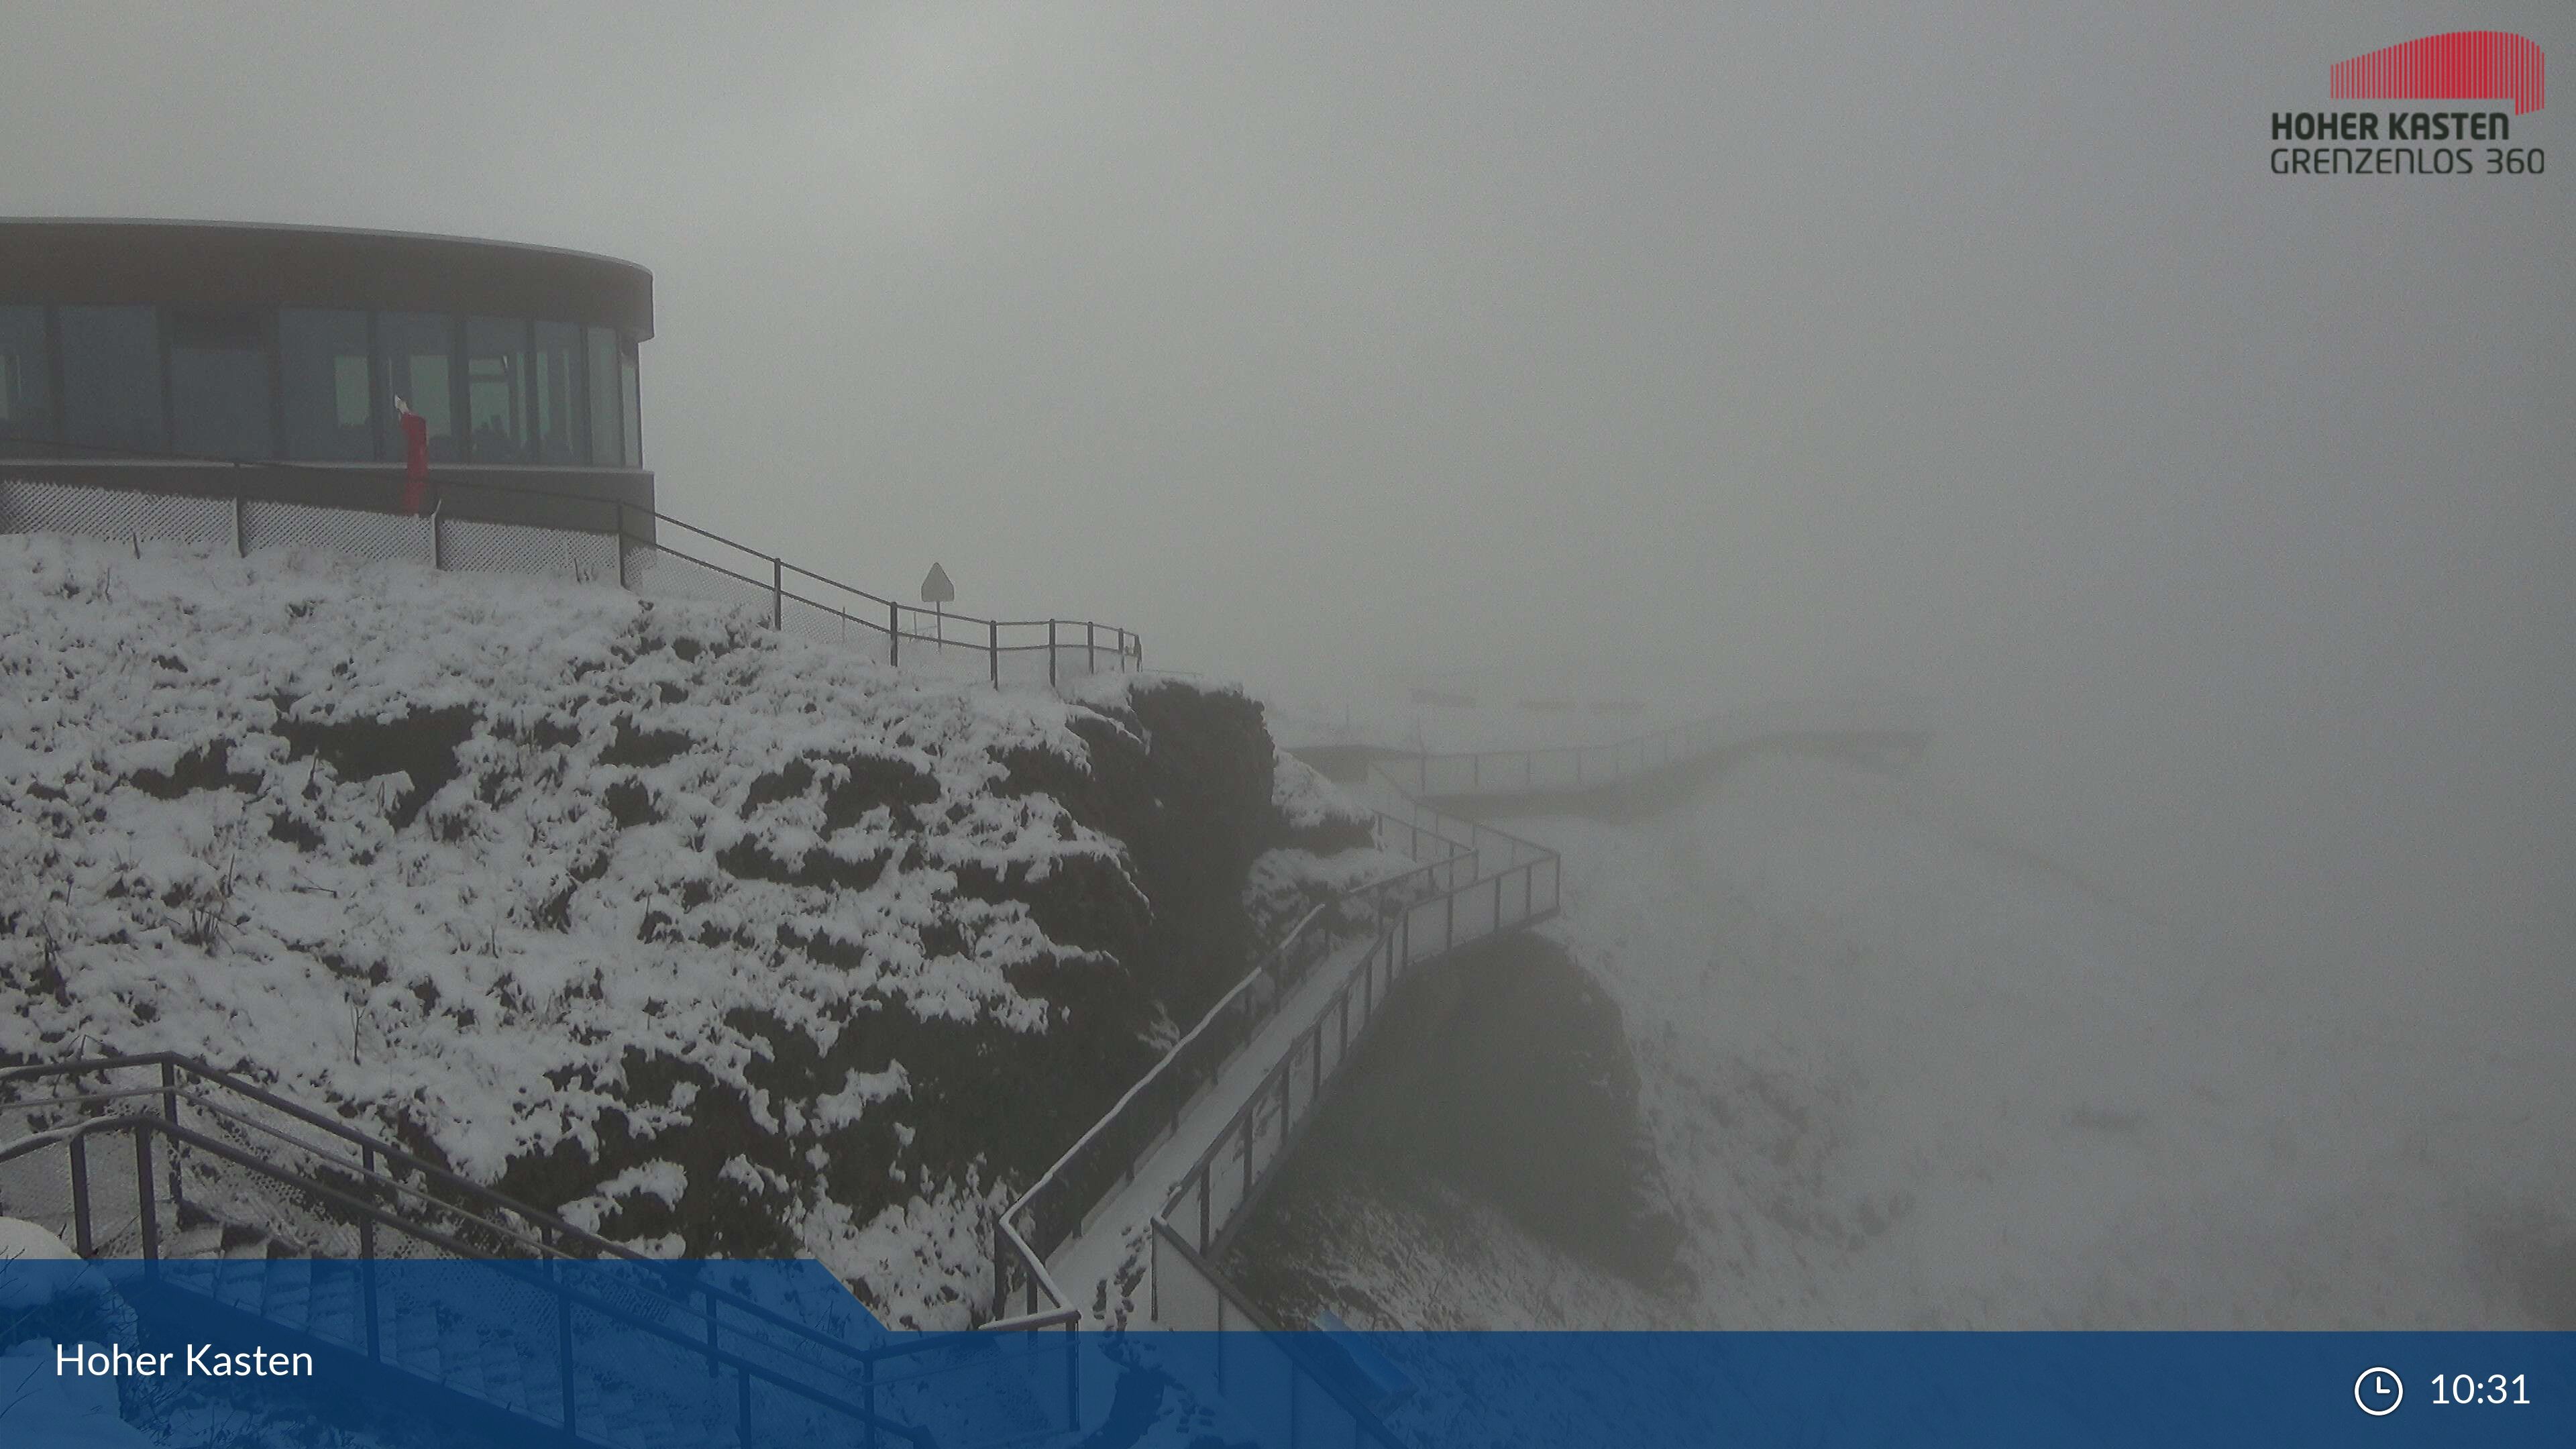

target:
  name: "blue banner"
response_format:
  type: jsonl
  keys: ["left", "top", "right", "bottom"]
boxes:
{"left": 0, "top": 1258, "right": 2566, "bottom": 1446}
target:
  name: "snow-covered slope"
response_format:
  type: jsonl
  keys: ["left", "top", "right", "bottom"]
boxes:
{"left": 1252, "top": 752, "right": 2572, "bottom": 1334}
{"left": 0, "top": 534, "right": 1372, "bottom": 1329}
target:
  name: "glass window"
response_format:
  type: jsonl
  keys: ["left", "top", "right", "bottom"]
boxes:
{"left": 531, "top": 319, "right": 583, "bottom": 464}
{"left": 586, "top": 324, "right": 622, "bottom": 466}
{"left": 377, "top": 311, "right": 457, "bottom": 464}
{"left": 168, "top": 308, "right": 274, "bottom": 460}
{"left": 58, "top": 305, "right": 165, "bottom": 454}
{"left": 620, "top": 335, "right": 641, "bottom": 468}
{"left": 465, "top": 315, "right": 527, "bottom": 464}
{"left": 0, "top": 306, "right": 53, "bottom": 451}
{"left": 280, "top": 308, "right": 374, "bottom": 460}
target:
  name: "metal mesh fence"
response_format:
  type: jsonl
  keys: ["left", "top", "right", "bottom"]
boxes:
{"left": 0, "top": 1137, "right": 78, "bottom": 1246}
{"left": 627, "top": 541, "right": 779, "bottom": 619}
{"left": 782, "top": 588, "right": 896, "bottom": 661}
{"left": 240, "top": 496, "right": 431, "bottom": 566}
{"left": 441, "top": 515, "right": 618, "bottom": 585}
{"left": 0, "top": 478, "right": 232, "bottom": 547}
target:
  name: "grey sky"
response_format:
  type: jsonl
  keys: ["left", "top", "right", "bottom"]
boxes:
{"left": 6, "top": 2, "right": 2570, "bottom": 1023}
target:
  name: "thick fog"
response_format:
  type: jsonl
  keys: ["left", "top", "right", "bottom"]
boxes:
{"left": 8, "top": 0, "right": 2568, "bottom": 1257}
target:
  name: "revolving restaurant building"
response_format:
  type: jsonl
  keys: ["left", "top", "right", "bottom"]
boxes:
{"left": 0, "top": 218, "right": 653, "bottom": 523}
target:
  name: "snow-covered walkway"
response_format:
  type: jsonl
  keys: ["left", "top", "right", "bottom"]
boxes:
{"left": 1046, "top": 930, "right": 1381, "bottom": 1324}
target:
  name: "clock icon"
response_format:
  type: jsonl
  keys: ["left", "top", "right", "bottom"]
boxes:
{"left": 2355, "top": 1366, "right": 2404, "bottom": 1417}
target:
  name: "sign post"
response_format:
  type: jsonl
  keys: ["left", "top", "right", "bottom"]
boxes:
{"left": 920, "top": 562, "right": 955, "bottom": 649}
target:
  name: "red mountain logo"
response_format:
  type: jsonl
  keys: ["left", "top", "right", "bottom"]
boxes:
{"left": 2330, "top": 31, "right": 2545, "bottom": 114}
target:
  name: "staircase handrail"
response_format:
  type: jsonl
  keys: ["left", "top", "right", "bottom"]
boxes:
{"left": 0, "top": 1113, "right": 938, "bottom": 1447}
{"left": 0, "top": 1055, "right": 991, "bottom": 1385}
{"left": 988, "top": 812, "right": 1484, "bottom": 1320}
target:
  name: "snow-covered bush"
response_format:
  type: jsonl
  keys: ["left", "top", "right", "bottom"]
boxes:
{"left": 0, "top": 535, "right": 1371, "bottom": 1327}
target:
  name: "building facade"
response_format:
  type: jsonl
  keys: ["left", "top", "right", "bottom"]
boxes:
{"left": 0, "top": 219, "right": 653, "bottom": 529}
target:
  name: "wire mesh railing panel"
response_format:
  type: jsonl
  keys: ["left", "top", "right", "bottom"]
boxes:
{"left": 875, "top": 1331, "right": 1075, "bottom": 1444}
{"left": 240, "top": 498, "right": 430, "bottom": 566}
{"left": 1289, "top": 1367, "right": 1366, "bottom": 1449}
{"left": 1227, "top": 1339, "right": 1298, "bottom": 1448}
{"left": 441, "top": 515, "right": 617, "bottom": 585}
{"left": 1204, "top": 1136, "right": 1250, "bottom": 1230}
{"left": 1455, "top": 879, "right": 1499, "bottom": 941}
{"left": 1151, "top": 1228, "right": 1226, "bottom": 1332}
{"left": 1401, "top": 897, "right": 1449, "bottom": 965}
{"left": 0, "top": 1138, "right": 78, "bottom": 1244}
{"left": 626, "top": 543, "right": 777, "bottom": 619}
{"left": 0, "top": 478, "right": 235, "bottom": 547}
{"left": 1317, "top": 1000, "right": 1351, "bottom": 1083}
{"left": 1288, "top": 1038, "right": 1322, "bottom": 1120}
{"left": 781, "top": 590, "right": 895, "bottom": 661}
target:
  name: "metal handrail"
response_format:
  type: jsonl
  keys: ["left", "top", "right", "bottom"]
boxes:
{"left": 1155, "top": 851, "right": 1556, "bottom": 1239}
{"left": 1, "top": 438, "right": 1144, "bottom": 681}
{"left": 3, "top": 1097, "right": 1076, "bottom": 1423}
{"left": 985, "top": 798, "right": 1488, "bottom": 1288}
{"left": 0, "top": 1055, "right": 998, "bottom": 1381}
{"left": 987, "top": 812, "right": 1483, "bottom": 1318}
{"left": 0, "top": 1077, "right": 861, "bottom": 1384}
{"left": 5, "top": 1114, "right": 938, "bottom": 1448}
{"left": 1, "top": 1055, "right": 631, "bottom": 1260}
{"left": 1146, "top": 1221, "right": 1405, "bottom": 1447}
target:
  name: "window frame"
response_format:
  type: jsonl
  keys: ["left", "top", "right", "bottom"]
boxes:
{"left": 55, "top": 303, "right": 171, "bottom": 455}
{"left": 164, "top": 305, "right": 280, "bottom": 461}
{"left": 464, "top": 314, "right": 535, "bottom": 466}
{"left": 0, "top": 303, "right": 60, "bottom": 450}
{"left": 0, "top": 301, "right": 642, "bottom": 470}
{"left": 278, "top": 305, "right": 382, "bottom": 463}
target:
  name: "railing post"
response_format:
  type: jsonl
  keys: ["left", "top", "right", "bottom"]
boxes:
{"left": 1065, "top": 1318, "right": 1081, "bottom": 1428}
{"left": 995, "top": 1242, "right": 1008, "bottom": 1322}
{"left": 362, "top": 1248, "right": 381, "bottom": 1360}
{"left": 1049, "top": 619, "right": 1058, "bottom": 688}
{"left": 431, "top": 505, "right": 445, "bottom": 571}
{"left": 1087, "top": 621, "right": 1097, "bottom": 674}
{"left": 136, "top": 1129, "right": 158, "bottom": 1267}
{"left": 233, "top": 492, "right": 246, "bottom": 557}
{"left": 771, "top": 556, "right": 784, "bottom": 631}
{"left": 158, "top": 1059, "right": 182, "bottom": 1212}
{"left": 989, "top": 619, "right": 1000, "bottom": 687}
{"left": 888, "top": 600, "right": 900, "bottom": 666}
{"left": 69, "top": 1135, "right": 92, "bottom": 1256}
{"left": 865, "top": 1356, "right": 879, "bottom": 1449}
{"left": 559, "top": 1277, "right": 578, "bottom": 1434}
{"left": 614, "top": 503, "right": 631, "bottom": 590}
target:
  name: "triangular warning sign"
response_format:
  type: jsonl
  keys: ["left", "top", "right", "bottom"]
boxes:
{"left": 919, "top": 562, "right": 955, "bottom": 604}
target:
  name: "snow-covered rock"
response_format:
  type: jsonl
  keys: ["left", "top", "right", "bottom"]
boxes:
{"left": 0, "top": 534, "right": 1369, "bottom": 1328}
